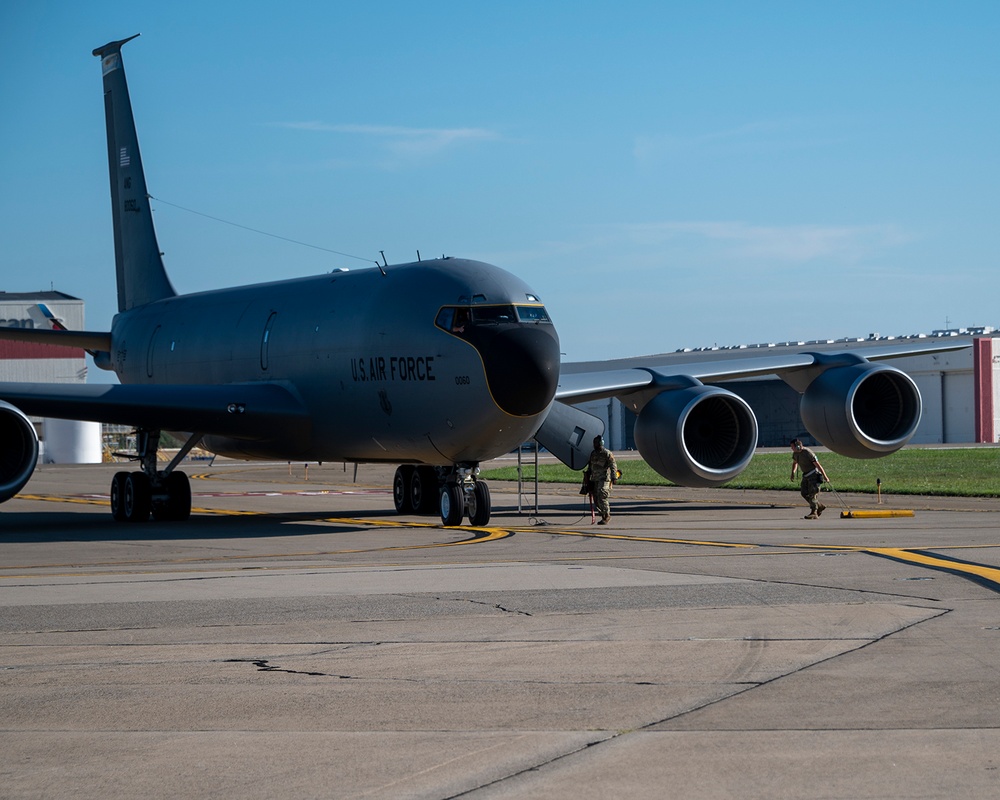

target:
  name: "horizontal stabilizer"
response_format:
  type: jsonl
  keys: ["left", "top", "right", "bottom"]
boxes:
{"left": 0, "top": 326, "right": 112, "bottom": 353}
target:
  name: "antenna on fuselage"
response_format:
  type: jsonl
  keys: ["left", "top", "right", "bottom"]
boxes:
{"left": 377, "top": 250, "right": 387, "bottom": 276}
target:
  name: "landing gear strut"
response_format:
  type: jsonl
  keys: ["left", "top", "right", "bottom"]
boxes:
{"left": 109, "top": 428, "right": 201, "bottom": 522}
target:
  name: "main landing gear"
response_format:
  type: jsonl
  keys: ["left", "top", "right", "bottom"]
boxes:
{"left": 392, "top": 464, "right": 491, "bottom": 527}
{"left": 109, "top": 428, "right": 202, "bottom": 522}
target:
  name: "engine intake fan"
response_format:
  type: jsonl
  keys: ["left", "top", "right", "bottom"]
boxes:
{"left": 634, "top": 385, "right": 758, "bottom": 488}
{"left": 801, "top": 362, "right": 921, "bottom": 458}
{"left": 0, "top": 400, "right": 40, "bottom": 502}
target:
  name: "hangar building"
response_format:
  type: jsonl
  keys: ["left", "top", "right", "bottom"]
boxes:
{"left": 0, "top": 291, "right": 87, "bottom": 383}
{"left": 0, "top": 291, "right": 100, "bottom": 462}
{"left": 565, "top": 328, "right": 1000, "bottom": 451}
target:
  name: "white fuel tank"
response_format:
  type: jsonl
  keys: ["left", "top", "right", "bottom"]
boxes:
{"left": 43, "top": 419, "right": 103, "bottom": 464}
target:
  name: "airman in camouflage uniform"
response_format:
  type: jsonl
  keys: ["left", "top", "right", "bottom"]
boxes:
{"left": 790, "top": 438, "right": 829, "bottom": 519}
{"left": 587, "top": 435, "right": 618, "bottom": 525}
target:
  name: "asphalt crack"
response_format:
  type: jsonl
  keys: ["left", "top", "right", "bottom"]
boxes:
{"left": 223, "top": 658, "right": 350, "bottom": 678}
{"left": 437, "top": 596, "right": 533, "bottom": 616}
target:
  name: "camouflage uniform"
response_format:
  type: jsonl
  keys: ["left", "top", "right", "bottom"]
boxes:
{"left": 791, "top": 444, "right": 826, "bottom": 518}
{"left": 587, "top": 438, "right": 618, "bottom": 524}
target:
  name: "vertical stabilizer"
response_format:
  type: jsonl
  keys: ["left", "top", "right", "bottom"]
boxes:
{"left": 92, "top": 35, "right": 176, "bottom": 312}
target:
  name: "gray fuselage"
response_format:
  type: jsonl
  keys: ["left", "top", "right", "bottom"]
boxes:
{"left": 109, "top": 258, "right": 561, "bottom": 464}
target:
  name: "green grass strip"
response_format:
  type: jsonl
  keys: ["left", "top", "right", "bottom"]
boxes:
{"left": 483, "top": 448, "right": 1000, "bottom": 497}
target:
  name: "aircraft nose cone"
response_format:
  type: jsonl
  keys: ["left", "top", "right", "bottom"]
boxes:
{"left": 475, "top": 325, "right": 560, "bottom": 417}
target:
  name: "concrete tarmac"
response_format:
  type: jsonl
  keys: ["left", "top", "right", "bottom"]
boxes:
{"left": 2, "top": 458, "right": 999, "bottom": 799}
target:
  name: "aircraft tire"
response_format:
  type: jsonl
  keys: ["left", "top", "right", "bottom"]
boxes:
{"left": 469, "top": 481, "right": 491, "bottom": 527}
{"left": 393, "top": 466, "right": 415, "bottom": 514}
{"left": 110, "top": 471, "right": 129, "bottom": 522}
{"left": 411, "top": 466, "right": 438, "bottom": 515}
{"left": 124, "top": 471, "right": 152, "bottom": 523}
{"left": 153, "top": 471, "right": 191, "bottom": 522}
{"left": 439, "top": 484, "right": 464, "bottom": 526}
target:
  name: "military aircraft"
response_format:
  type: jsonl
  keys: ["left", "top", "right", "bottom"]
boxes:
{"left": 0, "top": 36, "right": 964, "bottom": 526}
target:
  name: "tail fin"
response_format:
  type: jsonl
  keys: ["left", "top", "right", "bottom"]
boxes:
{"left": 93, "top": 35, "right": 176, "bottom": 312}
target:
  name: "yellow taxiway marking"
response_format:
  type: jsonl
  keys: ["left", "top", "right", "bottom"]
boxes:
{"left": 16, "top": 494, "right": 107, "bottom": 507}
{"left": 863, "top": 547, "right": 1000, "bottom": 589}
{"left": 515, "top": 528, "right": 756, "bottom": 548}
{"left": 9, "top": 492, "right": 1000, "bottom": 592}
{"left": 15, "top": 494, "right": 256, "bottom": 515}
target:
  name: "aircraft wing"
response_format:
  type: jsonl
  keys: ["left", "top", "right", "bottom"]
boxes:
{"left": 539, "top": 340, "right": 971, "bottom": 479}
{"left": 0, "top": 382, "right": 311, "bottom": 443}
{"left": 555, "top": 341, "right": 969, "bottom": 404}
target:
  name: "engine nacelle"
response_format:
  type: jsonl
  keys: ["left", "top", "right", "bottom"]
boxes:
{"left": 0, "top": 400, "right": 40, "bottom": 503}
{"left": 800, "top": 363, "right": 921, "bottom": 458}
{"left": 634, "top": 385, "right": 758, "bottom": 488}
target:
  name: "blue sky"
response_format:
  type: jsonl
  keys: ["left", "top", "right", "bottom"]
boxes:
{"left": 2, "top": 1, "right": 998, "bottom": 377}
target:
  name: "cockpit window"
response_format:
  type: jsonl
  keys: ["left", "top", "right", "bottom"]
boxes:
{"left": 435, "top": 307, "right": 453, "bottom": 330}
{"left": 435, "top": 307, "right": 469, "bottom": 333}
{"left": 472, "top": 305, "right": 516, "bottom": 324}
{"left": 515, "top": 305, "right": 551, "bottom": 323}
{"left": 436, "top": 304, "right": 551, "bottom": 335}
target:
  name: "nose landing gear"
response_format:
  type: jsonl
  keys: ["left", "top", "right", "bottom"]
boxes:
{"left": 464, "top": 479, "right": 491, "bottom": 527}
{"left": 439, "top": 465, "right": 491, "bottom": 527}
{"left": 439, "top": 482, "right": 465, "bottom": 526}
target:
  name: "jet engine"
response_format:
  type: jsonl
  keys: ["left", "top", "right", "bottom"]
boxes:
{"left": 800, "top": 363, "right": 921, "bottom": 458}
{"left": 0, "top": 400, "right": 39, "bottom": 502}
{"left": 633, "top": 385, "right": 758, "bottom": 488}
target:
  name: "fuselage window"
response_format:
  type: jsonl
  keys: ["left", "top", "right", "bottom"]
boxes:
{"left": 260, "top": 311, "right": 277, "bottom": 370}
{"left": 146, "top": 325, "right": 160, "bottom": 378}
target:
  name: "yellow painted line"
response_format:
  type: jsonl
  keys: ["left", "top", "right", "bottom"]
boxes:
{"left": 317, "top": 519, "right": 515, "bottom": 549}
{"left": 193, "top": 507, "right": 263, "bottom": 516}
{"left": 16, "top": 494, "right": 247, "bottom": 515}
{"left": 16, "top": 494, "right": 107, "bottom": 507}
{"left": 0, "top": 506, "right": 513, "bottom": 577}
{"left": 12, "top": 491, "right": 1000, "bottom": 592}
{"left": 865, "top": 547, "right": 1000, "bottom": 590}
{"left": 0, "top": 528, "right": 514, "bottom": 579}
{"left": 526, "top": 528, "right": 757, "bottom": 548}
